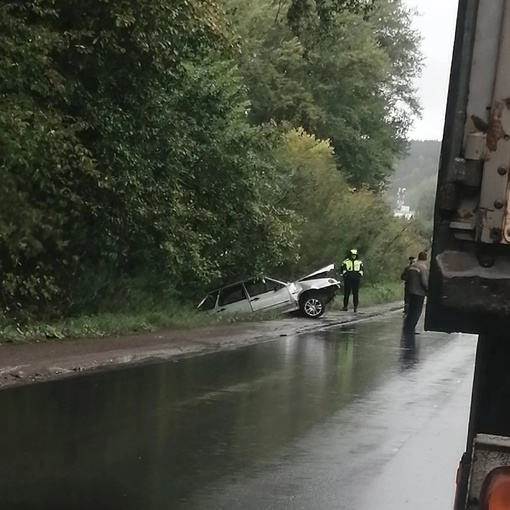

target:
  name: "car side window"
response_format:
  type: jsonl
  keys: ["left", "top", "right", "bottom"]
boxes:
{"left": 245, "top": 278, "right": 285, "bottom": 297}
{"left": 265, "top": 278, "right": 285, "bottom": 292}
{"left": 244, "top": 279, "right": 266, "bottom": 297}
{"left": 199, "top": 292, "right": 218, "bottom": 311}
{"left": 218, "top": 284, "right": 247, "bottom": 306}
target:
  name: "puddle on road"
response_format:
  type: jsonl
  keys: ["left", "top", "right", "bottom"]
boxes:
{"left": 0, "top": 316, "right": 470, "bottom": 509}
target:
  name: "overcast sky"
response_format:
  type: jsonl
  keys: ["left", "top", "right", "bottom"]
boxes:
{"left": 403, "top": 0, "right": 459, "bottom": 140}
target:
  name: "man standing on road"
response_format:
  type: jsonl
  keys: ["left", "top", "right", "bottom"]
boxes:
{"left": 401, "top": 256, "right": 416, "bottom": 316}
{"left": 404, "top": 251, "right": 429, "bottom": 332}
{"left": 341, "top": 249, "right": 364, "bottom": 312}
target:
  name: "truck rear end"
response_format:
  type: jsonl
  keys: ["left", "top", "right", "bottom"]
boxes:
{"left": 427, "top": 0, "right": 510, "bottom": 508}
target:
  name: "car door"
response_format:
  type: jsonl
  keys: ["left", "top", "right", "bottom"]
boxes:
{"left": 216, "top": 283, "right": 253, "bottom": 314}
{"left": 244, "top": 277, "right": 294, "bottom": 312}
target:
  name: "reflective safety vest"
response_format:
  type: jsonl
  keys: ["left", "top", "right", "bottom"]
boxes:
{"left": 342, "top": 258, "right": 364, "bottom": 277}
{"left": 343, "top": 259, "right": 363, "bottom": 272}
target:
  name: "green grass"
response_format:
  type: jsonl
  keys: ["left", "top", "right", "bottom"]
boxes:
{"left": 0, "top": 303, "right": 284, "bottom": 344}
{"left": 0, "top": 282, "right": 403, "bottom": 344}
{"left": 332, "top": 281, "right": 403, "bottom": 309}
{"left": 362, "top": 282, "right": 404, "bottom": 307}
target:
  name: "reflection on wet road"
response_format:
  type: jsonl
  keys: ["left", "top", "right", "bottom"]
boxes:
{"left": 0, "top": 314, "right": 476, "bottom": 509}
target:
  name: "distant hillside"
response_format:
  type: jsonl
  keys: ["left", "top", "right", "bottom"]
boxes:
{"left": 389, "top": 140, "right": 441, "bottom": 210}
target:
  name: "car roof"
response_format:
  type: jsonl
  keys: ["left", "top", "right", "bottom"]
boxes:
{"left": 205, "top": 276, "right": 288, "bottom": 294}
{"left": 204, "top": 263, "right": 336, "bottom": 295}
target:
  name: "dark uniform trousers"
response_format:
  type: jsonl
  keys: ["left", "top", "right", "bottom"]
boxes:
{"left": 404, "top": 294, "right": 425, "bottom": 331}
{"left": 343, "top": 278, "right": 360, "bottom": 309}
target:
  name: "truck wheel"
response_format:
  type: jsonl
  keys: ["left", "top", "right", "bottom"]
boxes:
{"left": 300, "top": 293, "right": 325, "bottom": 319}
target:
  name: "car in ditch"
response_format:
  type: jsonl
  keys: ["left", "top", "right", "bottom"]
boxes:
{"left": 197, "top": 264, "right": 341, "bottom": 319}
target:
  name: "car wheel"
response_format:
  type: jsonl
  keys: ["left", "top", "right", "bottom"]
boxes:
{"left": 300, "top": 293, "right": 325, "bottom": 319}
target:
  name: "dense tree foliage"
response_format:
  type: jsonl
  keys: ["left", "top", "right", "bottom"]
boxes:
{"left": 223, "top": 0, "right": 422, "bottom": 189}
{"left": 275, "top": 129, "right": 425, "bottom": 281}
{"left": 0, "top": 0, "right": 296, "bottom": 317}
{"left": 0, "top": 0, "right": 425, "bottom": 322}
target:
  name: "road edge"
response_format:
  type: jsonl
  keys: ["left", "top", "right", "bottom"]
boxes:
{"left": 0, "top": 303, "right": 403, "bottom": 390}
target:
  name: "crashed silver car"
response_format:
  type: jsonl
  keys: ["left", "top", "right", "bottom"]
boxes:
{"left": 197, "top": 264, "right": 341, "bottom": 319}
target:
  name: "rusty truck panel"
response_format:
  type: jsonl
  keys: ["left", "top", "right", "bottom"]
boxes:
{"left": 426, "top": 0, "right": 510, "bottom": 334}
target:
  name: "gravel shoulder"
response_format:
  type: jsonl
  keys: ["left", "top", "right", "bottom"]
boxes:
{"left": 0, "top": 302, "right": 402, "bottom": 389}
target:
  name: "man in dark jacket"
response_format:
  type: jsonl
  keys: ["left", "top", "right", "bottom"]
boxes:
{"left": 404, "top": 251, "right": 429, "bottom": 332}
{"left": 401, "top": 256, "right": 416, "bottom": 315}
{"left": 341, "top": 248, "right": 364, "bottom": 312}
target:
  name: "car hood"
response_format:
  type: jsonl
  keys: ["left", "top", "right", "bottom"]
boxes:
{"left": 297, "top": 264, "right": 335, "bottom": 282}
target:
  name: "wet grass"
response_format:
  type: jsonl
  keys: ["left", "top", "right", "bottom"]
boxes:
{"left": 362, "top": 282, "right": 404, "bottom": 307}
{"left": 0, "top": 304, "right": 284, "bottom": 344}
{"left": 332, "top": 281, "right": 403, "bottom": 309}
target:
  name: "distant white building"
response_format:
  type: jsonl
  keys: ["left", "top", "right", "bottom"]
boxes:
{"left": 393, "top": 204, "right": 415, "bottom": 220}
{"left": 393, "top": 187, "right": 415, "bottom": 220}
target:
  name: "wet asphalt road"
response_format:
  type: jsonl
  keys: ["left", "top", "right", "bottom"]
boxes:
{"left": 0, "top": 313, "right": 476, "bottom": 510}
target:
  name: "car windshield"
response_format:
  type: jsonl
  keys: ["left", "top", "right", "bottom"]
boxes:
{"left": 198, "top": 292, "right": 218, "bottom": 311}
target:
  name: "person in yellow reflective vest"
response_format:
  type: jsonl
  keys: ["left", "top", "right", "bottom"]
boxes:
{"left": 341, "top": 249, "right": 364, "bottom": 312}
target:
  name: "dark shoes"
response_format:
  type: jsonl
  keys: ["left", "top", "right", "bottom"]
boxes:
{"left": 341, "top": 307, "right": 348, "bottom": 312}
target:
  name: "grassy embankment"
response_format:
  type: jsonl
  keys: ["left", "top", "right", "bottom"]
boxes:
{"left": 356, "top": 281, "right": 403, "bottom": 307}
{"left": 0, "top": 282, "right": 403, "bottom": 344}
